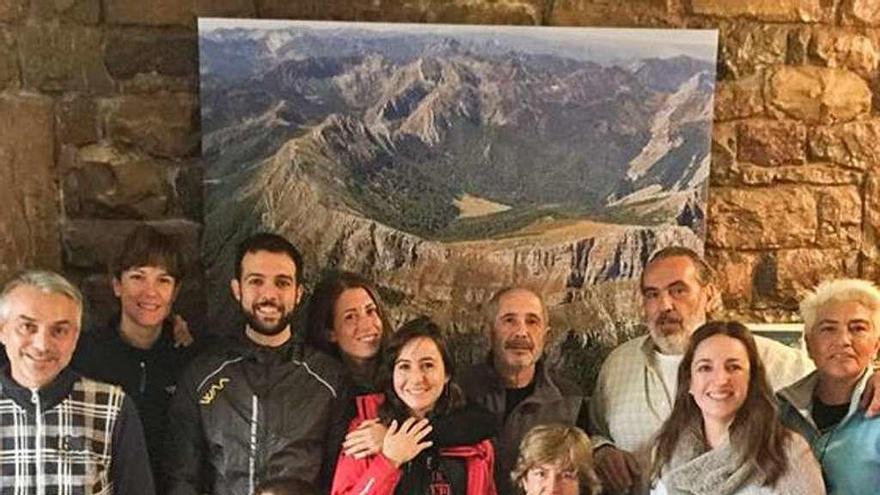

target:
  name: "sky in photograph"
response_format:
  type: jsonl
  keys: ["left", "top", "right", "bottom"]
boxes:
{"left": 199, "top": 18, "right": 718, "bottom": 63}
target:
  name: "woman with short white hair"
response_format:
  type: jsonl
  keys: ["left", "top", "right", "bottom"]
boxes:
{"left": 778, "top": 278, "right": 880, "bottom": 494}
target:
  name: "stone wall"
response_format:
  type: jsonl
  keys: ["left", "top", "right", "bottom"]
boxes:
{"left": 1, "top": 0, "right": 878, "bottom": 327}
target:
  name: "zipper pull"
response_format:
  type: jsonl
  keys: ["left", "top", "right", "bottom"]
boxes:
{"left": 31, "top": 390, "right": 41, "bottom": 417}
{"left": 139, "top": 361, "right": 147, "bottom": 395}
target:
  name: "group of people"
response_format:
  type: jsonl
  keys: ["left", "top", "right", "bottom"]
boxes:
{"left": 0, "top": 227, "right": 878, "bottom": 495}
{"left": 590, "top": 248, "right": 880, "bottom": 495}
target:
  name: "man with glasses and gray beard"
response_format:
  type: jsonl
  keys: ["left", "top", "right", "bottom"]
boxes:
{"left": 166, "top": 233, "right": 352, "bottom": 495}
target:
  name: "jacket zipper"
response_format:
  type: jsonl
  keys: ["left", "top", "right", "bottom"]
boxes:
{"left": 32, "top": 391, "right": 45, "bottom": 495}
{"left": 139, "top": 361, "right": 147, "bottom": 395}
{"left": 249, "top": 394, "right": 259, "bottom": 494}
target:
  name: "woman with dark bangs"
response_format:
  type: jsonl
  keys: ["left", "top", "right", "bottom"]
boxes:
{"left": 649, "top": 321, "right": 824, "bottom": 495}
{"left": 72, "top": 224, "right": 201, "bottom": 488}
{"left": 331, "top": 317, "right": 497, "bottom": 495}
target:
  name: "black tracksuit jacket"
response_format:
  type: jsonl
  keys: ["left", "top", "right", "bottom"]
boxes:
{"left": 164, "top": 336, "right": 352, "bottom": 495}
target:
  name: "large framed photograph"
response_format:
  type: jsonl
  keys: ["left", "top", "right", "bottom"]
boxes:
{"left": 198, "top": 19, "right": 718, "bottom": 383}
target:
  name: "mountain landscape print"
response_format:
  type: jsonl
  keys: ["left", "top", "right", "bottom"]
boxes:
{"left": 199, "top": 19, "right": 718, "bottom": 380}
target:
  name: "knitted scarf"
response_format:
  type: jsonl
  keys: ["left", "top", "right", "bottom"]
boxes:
{"left": 661, "top": 427, "right": 760, "bottom": 495}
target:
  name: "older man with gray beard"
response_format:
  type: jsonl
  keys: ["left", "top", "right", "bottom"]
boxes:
{"left": 588, "top": 247, "right": 814, "bottom": 494}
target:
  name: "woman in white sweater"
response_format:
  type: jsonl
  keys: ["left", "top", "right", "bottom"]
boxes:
{"left": 649, "top": 321, "right": 825, "bottom": 495}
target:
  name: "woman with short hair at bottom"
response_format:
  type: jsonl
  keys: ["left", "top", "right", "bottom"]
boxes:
{"left": 331, "top": 317, "right": 497, "bottom": 495}
{"left": 511, "top": 423, "right": 601, "bottom": 495}
{"left": 650, "top": 321, "right": 824, "bottom": 495}
{"left": 778, "top": 279, "right": 880, "bottom": 495}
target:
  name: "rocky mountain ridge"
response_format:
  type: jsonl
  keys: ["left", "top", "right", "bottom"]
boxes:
{"left": 201, "top": 25, "right": 714, "bottom": 339}
{"left": 204, "top": 145, "right": 702, "bottom": 336}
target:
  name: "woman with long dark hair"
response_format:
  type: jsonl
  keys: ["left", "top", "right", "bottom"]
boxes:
{"left": 649, "top": 321, "right": 824, "bottom": 495}
{"left": 331, "top": 317, "right": 498, "bottom": 495}
{"left": 306, "top": 270, "right": 392, "bottom": 393}
{"left": 308, "top": 271, "right": 495, "bottom": 461}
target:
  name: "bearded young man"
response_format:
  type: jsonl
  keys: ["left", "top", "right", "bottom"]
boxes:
{"left": 165, "top": 233, "right": 352, "bottom": 495}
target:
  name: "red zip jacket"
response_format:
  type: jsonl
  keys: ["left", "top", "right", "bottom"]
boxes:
{"left": 331, "top": 393, "right": 497, "bottom": 495}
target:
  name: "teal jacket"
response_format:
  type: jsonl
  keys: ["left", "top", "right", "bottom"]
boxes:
{"left": 777, "top": 368, "right": 880, "bottom": 495}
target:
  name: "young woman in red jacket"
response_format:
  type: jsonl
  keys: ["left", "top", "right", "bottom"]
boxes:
{"left": 331, "top": 317, "right": 498, "bottom": 495}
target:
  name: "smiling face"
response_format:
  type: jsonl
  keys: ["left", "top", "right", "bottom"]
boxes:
{"left": 331, "top": 287, "right": 383, "bottom": 363}
{"left": 1, "top": 285, "right": 81, "bottom": 389}
{"left": 113, "top": 265, "right": 178, "bottom": 331}
{"left": 642, "top": 256, "right": 715, "bottom": 354}
{"left": 690, "top": 335, "right": 751, "bottom": 430}
{"left": 807, "top": 300, "right": 880, "bottom": 384}
{"left": 393, "top": 336, "right": 449, "bottom": 418}
{"left": 231, "top": 250, "right": 303, "bottom": 344}
{"left": 689, "top": 334, "right": 750, "bottom": 428}
{"left": 491, "top": 289, "right": 549, "bottom": 374}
